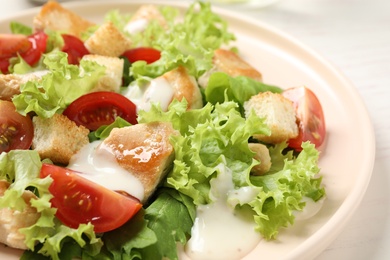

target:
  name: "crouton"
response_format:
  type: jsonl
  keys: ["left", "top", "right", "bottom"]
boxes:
{"left": 198, "top": 48, "right": 263, "bottom": 88}
{"left": 82, "top": 55, "right": 124, "bottom": 93}
{"left": 101, "top": 122, "right": 178, "bottom": 202}
{"left": 33, "top": 0, "right": 95, "bottom": 38}
{"left": 0, "top": 180, "right": 40, "bottom": 250}
{"left": 248, "top": 143, "right": 271, "bottom": 175}
{"left": 84, "top": 22, "right": 132, "bottom": 57}
{"left": 244, "top": 92, "right": 298, "bottom": 144}
{"left": 32, "top": 113, "right": 89, "bottom": 165}
{"left": 0, "top": 73, "right": 43, "bottom": 101}
{"left": 162, "top": 66, "right": 203, "bottom": 110}
{"left": 124, "top": 4, "right": 167, "bottom": 34}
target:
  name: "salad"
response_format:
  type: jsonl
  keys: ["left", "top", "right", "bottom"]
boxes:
{"left": 0, "top": 1, "right": 326, "bottom": 259}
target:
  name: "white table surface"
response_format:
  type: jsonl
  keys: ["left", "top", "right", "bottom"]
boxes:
{"left": 0, "top": 0, "right": 389, "bottom": 259}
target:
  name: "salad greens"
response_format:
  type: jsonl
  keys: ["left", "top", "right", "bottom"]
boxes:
{"left": 0, "top": 1, "right": 325, "bottom": 260}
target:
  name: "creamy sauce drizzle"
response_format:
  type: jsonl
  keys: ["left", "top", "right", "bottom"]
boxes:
{"left": 123, "top": 76, "right": 174, "bottom": 112}
{"left": 185, "top": 164, "right": 262, "bottom": 260}
{"left": 124, "top": 18, "right": 149, "bottom": 34}
{"left": 67, "top": 141, "right": 145, "bottom": 201}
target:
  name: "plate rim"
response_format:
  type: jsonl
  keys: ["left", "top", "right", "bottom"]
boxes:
{"left": 0, "top": 1, "right": 376, "bottom": 259}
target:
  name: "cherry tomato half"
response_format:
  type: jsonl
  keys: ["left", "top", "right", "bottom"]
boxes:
{"left": 61, "top": 34, "right": 89, "bottom": 65}
{"left": 282, "top": 86, "right": 326, "bottom": 151}
{"left": 0, "top": 31, "right": 48, "bottom": 74}
{"left": 122, "top": 47, "right": 161, "bottom": 64}
{"left": 0, "top": 101, "right": 34, "bottom": 153}
{"left": 63, "top": 91, "right": 138, "bottom": 131}
{"left": 40, "top": 163, "right": 142, "bottom": 233}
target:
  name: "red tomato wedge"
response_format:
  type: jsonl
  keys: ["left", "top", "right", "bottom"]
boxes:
{"left": 282, "top": 86, "right": 326, "bottom": 151}
{"left": 0, "top": 101, "right": 34, "bottom": 153}
{"left": 63, "top": 91, "right": 138, "bottom": 131}
{"left": 0, "top": 34, "right": 31, "bottom": 57}
{"left": 122, "top": 47, "right": 161, "bottom": 64}
{"left": 61, "top": 34, "right": 89, "bottom": 65}
{"left": 0, "top": 31, "right": 48, "bottom": 74}
{"left": 40, "top": 163, "right": 142, "bottom": 233}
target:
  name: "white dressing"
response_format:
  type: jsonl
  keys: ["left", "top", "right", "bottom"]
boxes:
{"left": 185, "top": 164, "right": 262, "bottom": 260}
{"left": 294, "top": 196, "right": 325, "bottom": 221}
{"left": 122, "top": 76, "right": 174, "bottom": 112}
{"left": 124, "top": 18, "right": 149, "bottom": 34}
{"left": 67, "top": 141, "right": 145, "bottom": 201}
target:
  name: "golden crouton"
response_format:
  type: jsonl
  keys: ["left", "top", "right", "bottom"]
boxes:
{"left": 162, "top": 66, "right": 203, "bottom": 110}
{"left": 101, "top": 122, "right": 178, "bottom": 202}
{"left": 198, "top": 48, "right": 263, "bottom": 88}
{"left": 32, "top": 113, "right": 89, "bottom": 165}
{"left": 0, "top": 180, "right": 40, "bottom": 250}
{"left": 33, "top": 0, "right": 95, "bottom": 38}
{"left": 84, "top": 22, "right": 132, "bottom": 57}
{"left": 248, "top": 143, "right": 271, "bottom": 175}
{"left": 244, "top": 92, "right": 298, "bottom": 144}
{"left": 82, "top": 55, "right": 124, "bottom": 93}
{"left": 124, "top": 4, "right": 167, "bottom": 34}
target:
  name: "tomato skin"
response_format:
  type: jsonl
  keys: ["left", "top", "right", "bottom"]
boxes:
{"left": 61, "top": 34, "right": 89, "bottom": 65}
{"left": 122, "top": 47, "right": 161, "bottom": 64}
{"left": 63, "top": 91, "right": 138, "bottom": 131}
{"left": 0, "top": 101, "right": 34, "bottom": 153}
{"left": 40, "top": 163, "right": 142, "bottom": 233}
{"left": 282, "top": 86, "right": 326, "bottom": 151}
{"left": 0, "top": 31, "right": 48, "bottom": 74}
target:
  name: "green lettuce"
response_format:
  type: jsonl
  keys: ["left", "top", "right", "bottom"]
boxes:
{"left": 205, "top": 72, "right": 283, "bottom": 113}
{"left": 139, "top": 100, "right": 325, "bottom": 239}
{"left": 126, "top": 1, "right": 235, "bottom": 80}
{"left": 0, "top": 150, "right": 101, "bottom": 260}
{"left": 12, "top": 51, "right": 106, "bottom": 118}
{"left": 10, "top": 21, "right": 32, "bottom": 35}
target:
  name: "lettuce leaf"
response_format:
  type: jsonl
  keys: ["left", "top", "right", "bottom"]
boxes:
{"left": 0, "top": 150, "right": 101, "bottom": 260}
{"left": 205, "top": 72, "right": 283, "bottom": 112}
{"left": 128, "top": 1, "right": 235, "bottom": 80}
{"left": 10, "top": 21, "right": 32, "bottom": 35}
{"left": 12, "top": 51, "right": 105, "bottom": 118}
{"left": 139, "top": 100, "right": 325, "bottom": 239}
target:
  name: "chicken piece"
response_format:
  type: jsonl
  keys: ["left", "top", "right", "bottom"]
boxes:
{"left": 33, "top": 0, "right": 95, "bottom": 38}
{"left": 198, "top": 48, "right": 263, "bottom": 88}
{"left": 101, "top": 122, "right": 178, "bottom": 202}
{"left": 0, "top": 180, "right": 40, "bottom": 250}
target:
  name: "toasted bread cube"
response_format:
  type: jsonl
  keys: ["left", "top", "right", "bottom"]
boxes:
{"left": 124, "top": 4, "right": 167, "bottom": 34}
{"left": 248, "top": 143, "right": 271, "bottom": 175}
{"left": 32, "top": 113, "right": 89, "bottom": 165}
{"left": 198, "top": 48, "right": 263, "bottom": 88}
{"left": 162, "top": 66, "right": 203, "bottom": 110}
{"left": 0, "top": 181, "right": 40, "bottom": 250}
{"left": 244, "top": 92, "right": 298, "bottom": 144}
{"left": 33, "top": 0, "right": 95, "bottom": 38}
{"left": 85, "top": 22, "right": 132, "bottom": 57}
{"left": 82, "top": 55, "right": 124, "bottom": 93}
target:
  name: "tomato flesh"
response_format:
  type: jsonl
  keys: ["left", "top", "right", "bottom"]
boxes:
{"left": 122, "top": 47, "right": 161, "bottom": 64}
{"left": 282, "top": 86, "right": 326, "bottom": 151}
{"left": 63, "top": 91, "right": 138, "bottom": 131}
{"left": 0, "top": 31, "right": 48, "bottom": 74}
{"left": 40, "top": 163, "right": 142, "bottom": 233}
{"left": 0, "top": 101, "right": 34, "bottom": 153}
{"left": 61, "top": 34, "right": 89, "bottom": 65}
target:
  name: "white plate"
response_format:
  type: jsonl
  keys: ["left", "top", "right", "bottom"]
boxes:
{"left": 0, "top": 1, "right": 375, "bottom": 259}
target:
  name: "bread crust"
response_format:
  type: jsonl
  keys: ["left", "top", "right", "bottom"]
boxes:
{"left": 32, "top": 113, "right": 89, "bottom": 165}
